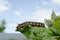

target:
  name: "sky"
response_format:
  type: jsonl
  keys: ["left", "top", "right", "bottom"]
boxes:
{"left": 0, "top": 0, "right": 60, "bottom": 33}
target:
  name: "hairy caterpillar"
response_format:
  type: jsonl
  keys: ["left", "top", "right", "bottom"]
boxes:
{"left": 16, "top": 21, "right": 45, "bottom": 31}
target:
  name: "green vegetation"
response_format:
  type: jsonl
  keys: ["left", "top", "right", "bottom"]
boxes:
{"left": 0, "top": 19, "right": 6, "bottom": 32}
{"left": 17, "top": 11, "right": 60, "bottom": 40}
{"left": 0, "top": 26, "right": 5, "bottom": 32}
{"left": 51, "top": 11, "right": 56, "bottom": 20}
{"left": 52, "top": 17, "right": 60, "bottom": 35}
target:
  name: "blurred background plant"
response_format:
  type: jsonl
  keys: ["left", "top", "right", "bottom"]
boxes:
{"left": 0, "top": 19, "right": 6, "bottom": 32}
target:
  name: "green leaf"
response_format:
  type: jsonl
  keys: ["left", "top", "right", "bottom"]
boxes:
{"left": 52, "top": 17, "right": 60, "bottom": 34}
{"left": 42, "top": 36, "right": 57, "bottom": 40}
{"left": 19, "top": 24, "right": 32, "bottom": 38}
{"left": 51, "top": 11, "right": 56, "bottom": 20}
{"left": 31, "top": 27, "right": 55, "bottom": 40}
{"left": 44, "top": 19, "right": 52, "bottom": 27}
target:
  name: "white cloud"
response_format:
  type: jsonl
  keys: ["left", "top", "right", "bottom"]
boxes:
{"left": 15, "top": 11, "right": 21, "bottom": 16}
{"left": 55, "top": 12, "right": 60, "bottom": 15}
{"left": 51, "top": 0, "right": 60, "bottom": 4}
{"left": 14, "top": 8, "right": 26, "bottom": 17}
{"left": 32, "top": 8, "right": 51, "bottom": 22}
{"left": 0, "top": 0, "right": 11, "bottom": 12}
{"left": 42, "top": 1, "right": 49, "bottom": 6}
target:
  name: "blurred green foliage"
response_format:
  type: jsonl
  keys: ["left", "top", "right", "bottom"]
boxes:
{"left": 19, "top": 25, "right": 60, "bottom": 40}
{"left": 0, "top": 26, "right": 5, "bottom": 32}
{"left": 19, "top": 24, "right": 32, "bottom": 38}
{"left": 52, "top": 17, "right": 60, "bottom": 35}
{"left": 51, "top": 11, "right": 56, "bottom": 20}
{"left": 44, "top": 19, "right": 52, "bottom": 27}
{"left": 0, "top": 19, "right": 6, "bottom": 32}
{"left": 17, "top": 11, "right": 60, "bottom": 40}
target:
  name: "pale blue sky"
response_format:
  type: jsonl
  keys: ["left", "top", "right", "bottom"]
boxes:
{"left": 0, "top": 0, "right": 60, "bottom": 33}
